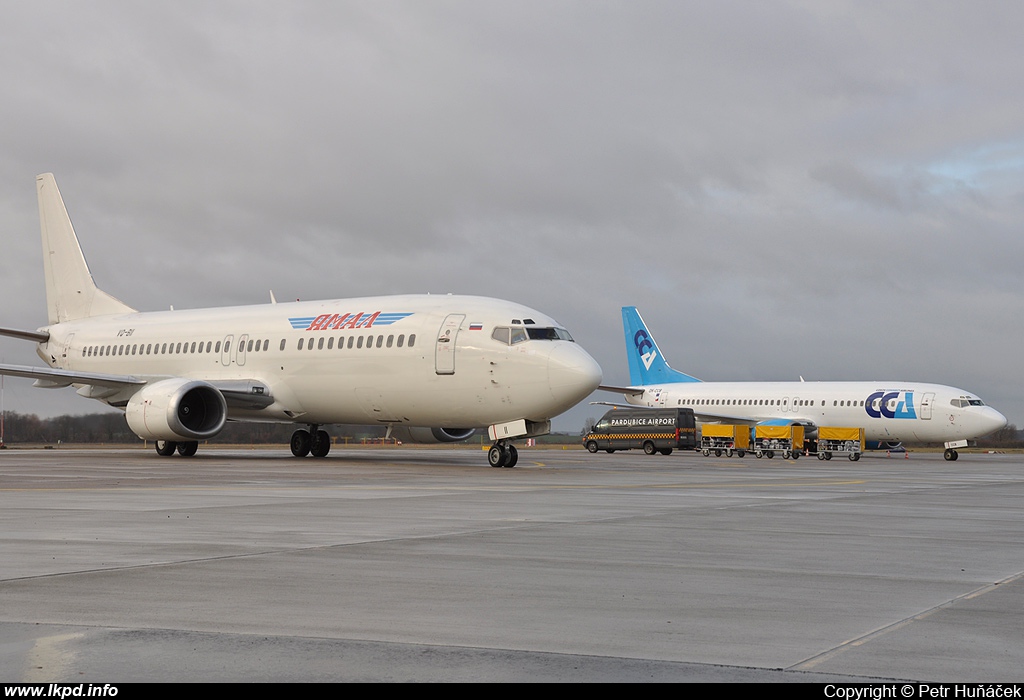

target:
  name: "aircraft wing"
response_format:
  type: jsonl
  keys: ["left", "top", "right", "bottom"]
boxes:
{"left": 0, "top": 363, "right": 146, "bottom": 389}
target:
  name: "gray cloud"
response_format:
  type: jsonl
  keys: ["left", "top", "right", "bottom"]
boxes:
{"left": 1, "top": 1, "right": 1021, "bottom": 431}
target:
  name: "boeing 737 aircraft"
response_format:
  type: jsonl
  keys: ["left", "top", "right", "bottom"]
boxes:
{"left": 0, "top": 174, "right": 602, "bottom": 467}
{"left": 600, "top": 307, "right": 1006, "bottom": 460}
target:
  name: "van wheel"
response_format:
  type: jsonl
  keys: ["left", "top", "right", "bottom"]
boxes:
{"left": 605, "top": 449, "right": 615, "bottom": 454}
{"left": 660, "top": 448, "right": 672, "bottom": 455}
{"left": 586, "top": 441, "right": 599, "bottom": 453}
{"left": 643, "top": 441, "right": 656, "bottom": 455}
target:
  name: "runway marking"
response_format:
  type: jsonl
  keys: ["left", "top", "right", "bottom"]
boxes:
{"left": 791, "top": 569, "right": 1024, "bottom": 671}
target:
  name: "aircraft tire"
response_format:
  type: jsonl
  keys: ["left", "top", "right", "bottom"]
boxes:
{"left": 504, "top": 445, "right": 519, "bottom": 468}
{"left": 155, "top": 440, "right": 177, "bottom": 457}
{"left": 488, "top": 444, "right": 507, "bottom": 467}
{"left": 944, "top": 449, "right": 958, "bottom": 461}
{"left": 310, "top": 430, "right": 331, "bottom": 458}
{"left": 177, "top": 441, "right": 198, "bottom": 457}
{"left": 586, "top": 441, "right": 599, "bottom": 453}
{"left": 291, "top": 430, "right": 311, "bottom": 458}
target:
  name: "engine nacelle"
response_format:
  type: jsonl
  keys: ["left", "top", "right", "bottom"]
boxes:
{"left": 389, "top": 426, "right": 476, "bottom": 444}
{"left": 126, "top": 378, "right": 228, "bottom": 441}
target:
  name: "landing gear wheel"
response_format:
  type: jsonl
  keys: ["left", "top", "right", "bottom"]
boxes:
{"left": 944, "top": 449, "right": 958, "bottom": 461}
{"left": 643, "top": 441, "right": 656, "bottom": 456}
{"left": 586, "top": 441, "right": 599, "bottom": 454}
{"left": 310, "top": 430, "right": 331, "bottom": 458}
{"left": 176, "top": 441, "right": 198, "bottom": 457}
{"left": 504, "top": 444, "right": 519, "bottom": 468}
{"left": 291, "top": 430, "right": 311, "bottom": 457}
{"left": 488, "top": 444, "right": 507, "bottom": 468}
{"left": 155, "top": 440, "right": 177, "bottom": 457}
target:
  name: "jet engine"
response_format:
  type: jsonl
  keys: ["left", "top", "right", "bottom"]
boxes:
{"left": 389, "top": 426, "right": 476, "bottom": 444}
{"left": 125, "top": 378, "right": 227, "bottom": 441}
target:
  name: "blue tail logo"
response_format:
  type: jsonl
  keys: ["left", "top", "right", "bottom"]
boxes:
{"left": 622, "top": 307, "right": 700, "bottom": 386}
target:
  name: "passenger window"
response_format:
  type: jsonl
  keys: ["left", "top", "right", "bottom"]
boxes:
{"left": 280, "top": 339, "right": 286, "bottom": 351}
{"left": 387, "top": 335, "right": 393, "bottom": 348}
{"left": 397, "top": 334, "right": 404, "bottom": 348}
{"left": 409, "top": 334, "right": 416, "bottom": 347}
{"left": 376, "top": 336, "right": 383, "bottom": 348}
{"left": 298, "top": 338, "right": 305, "bottom": 350}
{"left": 357, "top": 336, "right": 363, "bottom": 349}
{"left": 327, "top": 337, "right": 334, "bottom": 350}
{"left": 264, "top": 340, "right": 269, "bottom": 351}
{"left": 317, "top": 337, "right": 324, "bottom": 350}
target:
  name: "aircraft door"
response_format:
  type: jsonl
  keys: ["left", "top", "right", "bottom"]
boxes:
{"left": 920, "top": 392, "right": 934, "bottom": 420}
{"left": 435, "top": 314, "right": 464, "bottom": 375}
{"left": 236, "top": 334, "right": 248, "bottom": 367}
{"left": 221, "top": 335, "right": 233, "bottom": 366}
{"left": 60, "top": 333, "right": 75, "bottom": 367}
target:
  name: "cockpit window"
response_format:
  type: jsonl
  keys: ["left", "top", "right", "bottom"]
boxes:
{"left": 491, "top": 325, "right": 571, "bottom": 345}
{"left": 526, "top": 327, "right": 574, "bottom": 342}
{"left": 951, "top": 398, "right": 986, "bottom": 408}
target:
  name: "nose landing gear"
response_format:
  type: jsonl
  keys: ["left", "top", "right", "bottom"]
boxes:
{"left": 488, "top": 441, "right": 519, "bottom": 468}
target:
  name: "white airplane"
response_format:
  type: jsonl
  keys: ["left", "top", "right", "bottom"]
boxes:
{"left": 0, "top": 174, "right": 602, "bottom": 467}
{"left": 599, "top": 307, "right": 1007, "bottom": 461}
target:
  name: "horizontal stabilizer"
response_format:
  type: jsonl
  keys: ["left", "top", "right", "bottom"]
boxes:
{"left": 0, "top": 326, "right": 50, "bottom": 343}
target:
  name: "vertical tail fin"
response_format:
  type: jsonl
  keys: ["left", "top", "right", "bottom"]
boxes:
{"left": 622, "top": 306, "right": 701, "bottom": 386}
{"left": 37, "top": 174, "right": 135, "bottom": 324}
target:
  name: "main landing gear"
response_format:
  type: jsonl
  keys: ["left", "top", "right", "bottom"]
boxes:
{"left": 488, "top": 441, "right": 519, "bottom": 468}
{"left": 943, "top": 448, "right": 959, "bottom": 461}
{"left": 154, "top": 440, "right": 199, "bottom": 457}
{"left": 291, "top": 425, "right": 332, "bottom": 458}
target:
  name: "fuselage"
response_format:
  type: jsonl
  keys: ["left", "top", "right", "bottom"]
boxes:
{"left": 38, "top": 293, "right": 603, "bottom": 429}
{"left": 625, "top": 380, "right": 1007, "bottom": 444}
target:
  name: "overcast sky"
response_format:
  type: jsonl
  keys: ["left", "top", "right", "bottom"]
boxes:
{"left": 1, "top": 1, "right": 1022, "bottom": 434}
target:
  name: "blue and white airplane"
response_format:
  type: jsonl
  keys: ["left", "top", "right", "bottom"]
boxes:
{"left": 599, "top": 307, "right": 1007, "bottom": 460}
{"left": 0, "top": 174, "right": 602, "bottom": 467}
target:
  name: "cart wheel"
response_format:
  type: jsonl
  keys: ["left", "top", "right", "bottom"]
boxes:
{"left": 737, "top": 450, "right": 745, "bottom": 458}
{"left": 702, "top": 449, "right": 710, "bottom": 457}
{"left": 726, "top": 449, "right": 733, "bottom": 458}
{"left": 755, "top": 450, "right": 763, "bottom": 458}
{"left": 714, "top": 449, "right": 722, "bottom": 457}
{"left": 850, "top": 453, "right": 860, "bottom": 461}
{"left": 818, "top": 452, "right": 826, "bottom": 460}
{"left": 824, "top": 452, "right": 833, "bottom": 461}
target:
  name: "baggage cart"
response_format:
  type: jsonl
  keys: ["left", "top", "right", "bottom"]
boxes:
{"left": 753, "top": 425, "right": 805, "bottom": 459}
{"left": 700, "top": 424, "right": 750, "bottom": 457}
{"left": 816, "top": 427, "right": 864, "bottom": 461}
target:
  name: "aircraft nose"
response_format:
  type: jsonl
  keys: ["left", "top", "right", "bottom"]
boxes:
{"left": 547, "top": 343, "right": 603, "bottom": 410}
{"left": 979, "top": 406, "right": 1008, "bottom": 436}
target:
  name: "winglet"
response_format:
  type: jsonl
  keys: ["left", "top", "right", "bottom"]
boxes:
{"left": 37, "top": 174, "right": 136, "bottom": 324}
{"left": 621, "top": 306, "right": 700, "bottom": 386}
